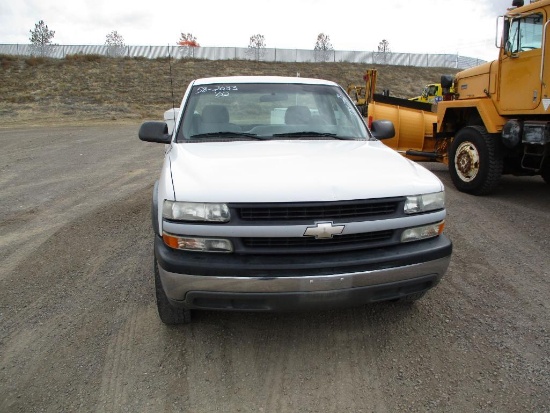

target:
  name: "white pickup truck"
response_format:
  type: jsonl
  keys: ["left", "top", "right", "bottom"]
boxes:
{"left": 139, "top": 76, "right": 452, "bottom": 325}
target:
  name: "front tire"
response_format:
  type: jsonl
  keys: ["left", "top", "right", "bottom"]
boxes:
{"left": 449, "top": 125, "right": 503, "bottom": 195}
{"left": 542, "top": 161, "right": 550, "bottom": 185}
{"left": 154, "top": 259, "right": 191, "bottom": 325}
{"left": 396, "top": 291, "right": 427, "bottom": 302}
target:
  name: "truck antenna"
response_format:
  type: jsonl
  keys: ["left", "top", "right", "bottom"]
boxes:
{"left": 168, "top": 45, "right": 176, "bottom": 113}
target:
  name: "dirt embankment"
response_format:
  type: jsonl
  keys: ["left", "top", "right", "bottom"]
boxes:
{"left": 0, "top": 55, "right": 457, "bottom": 126}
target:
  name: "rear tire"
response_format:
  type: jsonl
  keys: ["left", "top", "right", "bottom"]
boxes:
{"left": 449, "top": 126, "right": 503, "bottom": 195}
{"left": 154, "top": 259, "right": 191, "bottom": 325}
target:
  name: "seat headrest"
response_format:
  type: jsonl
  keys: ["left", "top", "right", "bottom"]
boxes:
{"left": 285, "top": 106, "right": 312, "bottom": 125}
{"left": 202, "top": 105, "right": 230, "bottom": 123}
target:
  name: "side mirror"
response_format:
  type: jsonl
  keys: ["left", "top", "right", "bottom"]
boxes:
{"left": 440, "top": 75, "right": 454, "bottom": 88}
{"left": 370, "top": 120, "right": 395, "bottom": 140}
{"left": 138, "top": 121, "right": 172, "bottom": 144}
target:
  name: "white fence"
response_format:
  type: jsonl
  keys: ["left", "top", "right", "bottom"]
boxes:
{"left": 0, "top": 44, "right": 486, "bottom": 69}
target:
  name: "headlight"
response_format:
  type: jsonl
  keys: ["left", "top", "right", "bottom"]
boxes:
{"left": 163, "top": 201, "right": 230, "bottom": 222}
{"left": 404, "top": 191, "right": 445, "bottom": 214}
{"left": 162, "top": 232, "right": 233, "bottom": 253}
{"left": 401, "top": 221, "right": 445, "bottom": 243}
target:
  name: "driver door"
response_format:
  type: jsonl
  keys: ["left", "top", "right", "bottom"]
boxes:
{"left": 499, "top": 12, "right": 545, "bottom": 112}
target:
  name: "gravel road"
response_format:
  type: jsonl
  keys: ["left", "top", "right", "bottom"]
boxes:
{"left": 0, "top": 124, "right": 548, "bottom": 413}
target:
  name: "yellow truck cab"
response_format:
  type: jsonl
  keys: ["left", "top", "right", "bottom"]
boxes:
{"left": 435, "top": 0, "right": 550, "bottom": 194}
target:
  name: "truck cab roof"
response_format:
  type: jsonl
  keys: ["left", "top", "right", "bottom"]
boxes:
{"left": 191, "top": 76, "right": 338, "bottom": 86}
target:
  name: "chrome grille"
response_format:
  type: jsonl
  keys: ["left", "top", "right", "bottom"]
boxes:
{"left": 237, "top": 199, "right": 400, "bottom": 221}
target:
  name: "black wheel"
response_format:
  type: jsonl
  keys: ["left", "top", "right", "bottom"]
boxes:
{"left": 393, "top": 291, "right": 427, "bottom": 303}
{"left": 542, "top": 162, "right": 550, "bottom": 185}
{"left": 154, "top": 259, "right": 191, "bottom": 325}
{"left": 449, "top": 125, "right": 503, "bottom": 195}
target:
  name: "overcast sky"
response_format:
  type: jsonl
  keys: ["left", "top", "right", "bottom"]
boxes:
{"left": 1, "top": 0, "right": 515, "bottom": 61}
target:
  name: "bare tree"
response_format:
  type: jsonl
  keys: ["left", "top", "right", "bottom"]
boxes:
{"left": 314, "top": 33, "right": 334, "bottom": 62}
{"left": 29, "top": 20, "right": 56, "bottom": 57}
{"left": 105, "top": 30, "right": 125, "bottom": 57}
{"left": 177, "top": 32, "right": 200, "bottom": 58}
{"left": 376, "top": 39, "right": 391, "bottom": 64}
{"left": 246, "top": 34, "right": 266, "bottom": 61}
{"left": 378, "top": 39, "right": 391, "bottom": 53}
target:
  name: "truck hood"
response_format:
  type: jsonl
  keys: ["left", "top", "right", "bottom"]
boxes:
{"left": 456, "top": 60, "right": 494, "bottom": 81}
{"left": 168, "top": 140, "right": 443, "bottom": 203}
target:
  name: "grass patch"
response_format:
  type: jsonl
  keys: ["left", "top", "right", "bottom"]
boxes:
{"left": 65, "top": 53, "right": 103, "bottom": 63}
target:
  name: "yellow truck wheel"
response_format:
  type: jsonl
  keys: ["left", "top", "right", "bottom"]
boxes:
{"left": 449, "top": 126, "right": 503, "bottom": 195}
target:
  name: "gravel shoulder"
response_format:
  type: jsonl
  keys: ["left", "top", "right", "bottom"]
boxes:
{"left": 0, "top": 124, "right": 548, "bottom": 412}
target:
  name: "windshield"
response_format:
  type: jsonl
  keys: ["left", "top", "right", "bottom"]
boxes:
{"left": 176, "top": 82, "right": 369, "bottom": 142}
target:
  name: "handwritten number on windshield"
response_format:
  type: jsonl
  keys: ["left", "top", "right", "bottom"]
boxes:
{"left": 196, "top": 85, "right": 238, "bottom": 98}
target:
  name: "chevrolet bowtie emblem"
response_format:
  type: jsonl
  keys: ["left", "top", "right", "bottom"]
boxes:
{"left": 304, "top": 221, "right": 345, "bottom": 239}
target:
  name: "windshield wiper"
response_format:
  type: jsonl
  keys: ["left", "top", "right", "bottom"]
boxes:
{"left": 189, "top": 132, "right": 268, "bottom": 140}
{"left": 272, "top": 131, "right": 357, "bottom": 140}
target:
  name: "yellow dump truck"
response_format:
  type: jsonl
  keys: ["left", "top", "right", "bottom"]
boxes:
{"left": 367, "top": 0, "right": 550, "bottom": 195}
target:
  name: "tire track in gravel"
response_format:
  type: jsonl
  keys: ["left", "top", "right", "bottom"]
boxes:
{"left": 174, "top": 306, "right": 392, "bottom": 413}
{"left": 0, "top": 124, "right": 162, "bottom": 280}
{"left": 0, "top": 184, "right": 150, "bottom": 341}
{"left": 97, "top": 303, "right": 141, "bottom": 412}
{"left": 0, "top": 185, "right": 155, "bottom": 413}
{"left": 426, "top": 166, "right": 550, "bottom": 412}
{"left": 0, "top": 166, "right": 155, "bottom": 279}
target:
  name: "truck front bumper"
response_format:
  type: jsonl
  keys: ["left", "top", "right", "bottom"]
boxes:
{"left": 155, "top": 235, "right": 452, "bottom": 311}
